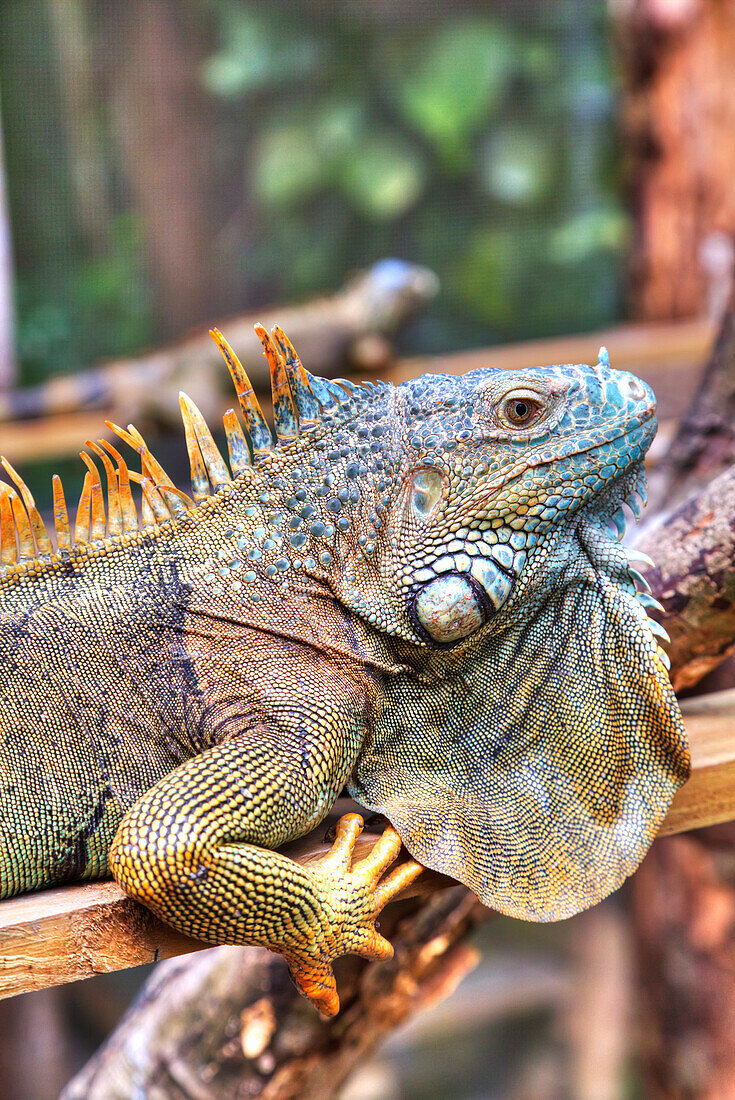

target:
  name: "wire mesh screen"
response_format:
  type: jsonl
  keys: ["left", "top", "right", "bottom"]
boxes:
{"left": 0, "top": 0, "right": 623, "bottom": 388}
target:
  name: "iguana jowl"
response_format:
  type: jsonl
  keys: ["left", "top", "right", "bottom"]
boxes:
{"left": 0, "top": 327, "right": 688, "bottom": 1015}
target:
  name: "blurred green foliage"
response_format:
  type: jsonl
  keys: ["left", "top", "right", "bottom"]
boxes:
{"left": 212, "top": 1, "right": 623, "bottom": 351}
{"left": 395, "top": 20, "right": 518, "bottom": 171}
{"left": 0, "top": 0, "right": 625, "bottom": 384}
{"left": 16, "top": 215, "right": 154, "bottom": 385}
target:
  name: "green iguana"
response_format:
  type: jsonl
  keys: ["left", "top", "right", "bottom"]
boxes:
{"left": 0, "top": 326, "right": 688, "bottom": 1016}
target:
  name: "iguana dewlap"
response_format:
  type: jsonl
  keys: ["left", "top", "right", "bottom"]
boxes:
{"left": 0, "top": 327, "right": 688, "bottom": 1015}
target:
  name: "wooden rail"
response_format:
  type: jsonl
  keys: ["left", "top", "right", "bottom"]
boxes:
{"left": 0, "top": 317, "right": 714, "bottom": 465}
{"left": 0, "top": 689, "right": 732, "bottom": 1002}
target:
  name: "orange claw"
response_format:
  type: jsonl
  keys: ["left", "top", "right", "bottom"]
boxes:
{"left": 287, "top": 956, "right": 341, "bottom": 1019}
{"left": 317, "top": 812, "right": 364, "bottom": 874}
{"left": 286, "top": 814, "right": 423, "bottom": 1017}
{"left": 373, "top": 857, "right": 424, "bottom": 911}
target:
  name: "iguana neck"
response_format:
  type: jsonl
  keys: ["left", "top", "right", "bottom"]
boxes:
{"left": 350, "top": 501, "right": 688, "bottom": 921}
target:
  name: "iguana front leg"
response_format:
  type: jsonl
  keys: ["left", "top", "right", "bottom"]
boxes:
{"left": 109, "top": 734, "right": 421, "bottom": 1016}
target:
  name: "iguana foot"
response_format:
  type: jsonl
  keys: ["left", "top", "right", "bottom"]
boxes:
{"left": 286, "top": 813, "right": 423, "bottom": 1017}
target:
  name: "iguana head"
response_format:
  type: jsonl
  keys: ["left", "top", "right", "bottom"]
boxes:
{"left": 332, "top": 348, "right": 658, "bottom": 647}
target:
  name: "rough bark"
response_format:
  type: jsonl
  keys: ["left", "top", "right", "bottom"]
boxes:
{"left": 640, "top": 462, "right": 735, "bottom": 692}
{"left": 647, "top": 282, "right": 735, "bottom": 516}
{"left": 61, "top": 887, "right": 486, "bottom": 1100}
{"left": 616, "top": 0, "right": 735, "bottom": 322}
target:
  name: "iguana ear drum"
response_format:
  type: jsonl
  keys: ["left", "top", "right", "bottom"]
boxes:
{"left": 411, "top": 573, "right": 489, "bottom": 644}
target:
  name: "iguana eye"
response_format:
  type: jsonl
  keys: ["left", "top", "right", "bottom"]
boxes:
{"left": 497, "top": 391, "right": 546, "bottom": 430}
{"left": 409, "top": 468, "right": 445, "bottom": 520}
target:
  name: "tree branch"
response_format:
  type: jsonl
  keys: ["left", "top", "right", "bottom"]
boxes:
{"left": 641, "top": 462, "right": 735, "bottom": 691}
{"left": 647, "top": 283, "right": 735, "bottom": 515}
{"left": 61, "top": 886, "right": 486, "bottom": 1100}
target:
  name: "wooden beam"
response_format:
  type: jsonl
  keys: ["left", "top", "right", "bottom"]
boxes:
{"left": 0, "top": 689, "right": 731, "bottom": 1002}
{"left": 0, "top": 880, "right": 202, "bottom": 1000}
{"left": 0, "top": 410, "right": 108, "bottom": 465}
{"left": 659, "top": 689, "right": 735, "bottom": 835}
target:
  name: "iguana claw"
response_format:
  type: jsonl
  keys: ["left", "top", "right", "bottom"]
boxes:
{"left": 286, "top": 813, "right": 423, "bottom": 1017}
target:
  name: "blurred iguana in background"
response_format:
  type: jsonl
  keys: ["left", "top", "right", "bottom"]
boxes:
{"left": 0, "top": 259, "right": 438, "bottom": 431}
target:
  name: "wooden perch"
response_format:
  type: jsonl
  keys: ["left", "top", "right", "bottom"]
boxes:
{"left": 661, "top": 690, "right": 735, "bottom": 835}
{"left": 0, "top": 827, "right": 447, "bottom": 1002}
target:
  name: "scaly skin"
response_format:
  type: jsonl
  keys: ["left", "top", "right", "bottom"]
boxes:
{"left": 0, "top": 331, "right": 688, "bottom": 1014}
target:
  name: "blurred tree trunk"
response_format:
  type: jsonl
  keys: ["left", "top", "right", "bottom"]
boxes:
{"left": 0, "top": 101, "right": 17, "bottom": 389}
{"left": 0, "top": 987, "right": 76, "bottom": 1100}
{"left": 46, "top": 0, "right": 111, "bottom": 254}
{"left": 106, "top": 1, "right": 221, "bottom": 338}
{"left": 616, "top": 0, "right": 735, "bottom": 322}
{"left": 565, "top": 903, "right": 633, "bottom": 1100}
{"left": 632, "top": 827, "right": 735, "bottom": 1100}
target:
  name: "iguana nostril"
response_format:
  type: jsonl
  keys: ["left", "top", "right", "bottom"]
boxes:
{"left": 625, "top": 376, "right": 646, "bottom": 401}
{"left": 413, "top": 574, "right": 486, "bottom": 643}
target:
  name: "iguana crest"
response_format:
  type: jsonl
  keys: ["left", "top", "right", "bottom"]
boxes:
{"left": 0, "top": 326, "right": 372, "bottom": 573}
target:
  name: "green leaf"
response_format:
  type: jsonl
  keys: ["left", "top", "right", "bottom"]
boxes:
{"left": 549, "top": 207, "right": 629, "bottom": 263}
{"left": 254, "top": 124, "right": 326, "bottom": 207}
{"left": 202, "top": 7, "right": 321, "bottom": 97}
{"left": 253, "top": 101, "right": 367, "bottom": 208}
{"left": 396, "top": 20, "right": 516, "bottom": 168}
{"left": 338, "top": 135, "right": 426, "bottom": 220}
{"left": 481, "top": 127, "right": 557, "bottom": 205}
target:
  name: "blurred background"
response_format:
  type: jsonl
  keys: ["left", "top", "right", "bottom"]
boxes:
{"left": 1, "top": 1, "right": 735, "bottom": 1098}
{"left": 0, "top": 0, "right": 623, "bottom": 383}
